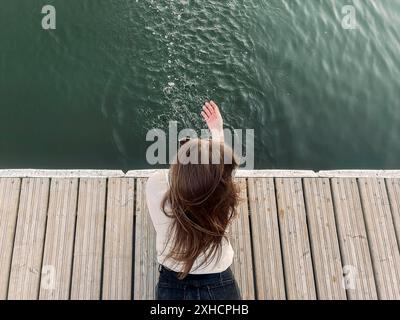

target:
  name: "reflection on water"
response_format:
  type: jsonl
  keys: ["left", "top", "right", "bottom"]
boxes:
{"left": 0, "top": 0, "right": 399, "bottom": 170}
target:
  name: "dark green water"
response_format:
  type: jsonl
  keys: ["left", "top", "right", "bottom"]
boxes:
{"left": 1, "top": 0, "right": 399, "bottom": 170}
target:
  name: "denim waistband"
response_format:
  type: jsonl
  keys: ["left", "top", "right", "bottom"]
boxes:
{"left": 158, "top": 265, "right": 234, "bottom": 287}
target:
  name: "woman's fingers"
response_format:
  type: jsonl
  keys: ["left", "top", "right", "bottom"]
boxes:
{"left": 202, "top": 100, "right": 221, "bottom": 122}
{"left": 203, "top": 104, "right": 212, "bottom": 118}
{"left": 205, "top": 102, "right": 214, "bottom": 117}
{"left": 201, "top": 111, "right": 209, "bottom": 121}
{"left": 210, "top": 100, "right": 219, "bottom": 112}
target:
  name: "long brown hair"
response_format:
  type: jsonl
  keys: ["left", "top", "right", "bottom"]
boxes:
{"left": 162, "top": 138, "right": 239, "bottom": 279}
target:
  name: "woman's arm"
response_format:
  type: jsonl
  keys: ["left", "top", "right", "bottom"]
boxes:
{"left": 201, "top": 100, "right": 224, "bottom": 142}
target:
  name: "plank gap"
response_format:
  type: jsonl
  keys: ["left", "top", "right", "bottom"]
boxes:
{"left": 68, "top": 178, "right": 80, "bottom": 300}
{"left": 36, "top": 178, "right": 52, "bottom": 299}
{"left": 301, "top": 178, "right": 319, "bottom": 299}
{"left": 245, "top": 178, "right": 259, "bottom": 300}
{"left": 3, "top": 178, "right": 22, "bottom": 300}
{"left": 328, "top": 178, "right": 349, "bottom": 300}
{"left": 131, "top": 178, "right": 137, "bottom": 300}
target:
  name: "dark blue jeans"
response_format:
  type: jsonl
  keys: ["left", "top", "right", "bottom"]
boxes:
{"left": 156, "top": 265, "right": 241, "bottom": 300}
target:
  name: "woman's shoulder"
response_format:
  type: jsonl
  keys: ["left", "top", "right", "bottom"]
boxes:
{"left": 145, "top": 170, "right": 173, "bottom": 231}
{"left": 146, "top": 170, "right": 169, "bottom": 195}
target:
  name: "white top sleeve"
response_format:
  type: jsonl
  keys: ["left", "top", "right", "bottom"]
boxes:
{"left": 145, "top": 170, "right": 234, "bottom": 274}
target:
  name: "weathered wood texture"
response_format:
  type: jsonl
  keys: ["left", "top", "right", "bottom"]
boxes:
{"left": 102, "top": 178, "right": 135, "bottom": 300}
{"left": 247, "top": 178, "right": 285, "bottom": 299}
{"left": 330, "top": 178, "right": 377, "bottom": 300}
{"left": 275, "top": 178, "right": 316, "bottom": 300}
{"left": 8, "top": 178, "right": 50, "bottom": 300}
{"left": 229, "top": 178, "right": 255, "bottom": 300}
{"left": 1, "top": 175, "right": 399, "bottom": 300}
{"left": 134, "top": 178, "right": 158, "bottom": 300}
{"left": 70, "top": 178, "right": 107, "bottom": 300}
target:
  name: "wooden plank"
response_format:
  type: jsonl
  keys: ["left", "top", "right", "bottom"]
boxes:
{"left": 0, "top": 169, "right": 124, "bottom": 178}
{"left": 247, "top": 178, "right": 285, "bottom": 300}
{"left": 303, "top": 178, "right": 346, "bottom": 300}
{"left": 125, "top": 169, "right": 318, "bottom": 178}
{"left": 102, "top": 178, "right": 135, "bottom": 300}
{"left": 386, "top": 179, "right": 400, "bottom": 249}
{"left": 330, "top": 178, "right": 377, "bottom": 300}
{"left": 39, "top": 178, "right": 78, "bottom": 300}
{"left": 358, "top": 178, "right": 400, "bottom": 299}
{"left": 275, "top": 178, "right": 316, "bottom": 299}
{"left": 229, "top": 178, "right": 255, "bottom": 300}
{"left": 134, "top": 178, "right": 158, "bottom": 300}
{"left": 319, "top": 170, "right": 400, "bottom": 178}
{"left": 8, "top": 178, "right": 50, "bottom": 299}
{"left": 70, "top": 178, "right": 106, "bottom": 300}
{"left": 0, "top": 178, "right": 21, "bottom": 299}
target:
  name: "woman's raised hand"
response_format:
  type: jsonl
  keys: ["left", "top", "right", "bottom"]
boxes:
{"left": 201, "top": 100, "right": 224, "bottom": 142}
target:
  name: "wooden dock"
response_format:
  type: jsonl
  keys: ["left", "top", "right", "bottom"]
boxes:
{"left": 0, "top": 169, "right": 399, "bottom": 300}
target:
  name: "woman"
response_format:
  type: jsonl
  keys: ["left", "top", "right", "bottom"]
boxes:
{"left": 146, "top": 100, "right": 242, "bottom": 300}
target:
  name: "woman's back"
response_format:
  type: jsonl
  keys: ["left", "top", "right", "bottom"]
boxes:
{"left": 146, "top": 170, "right": 234, "bottom": 274}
